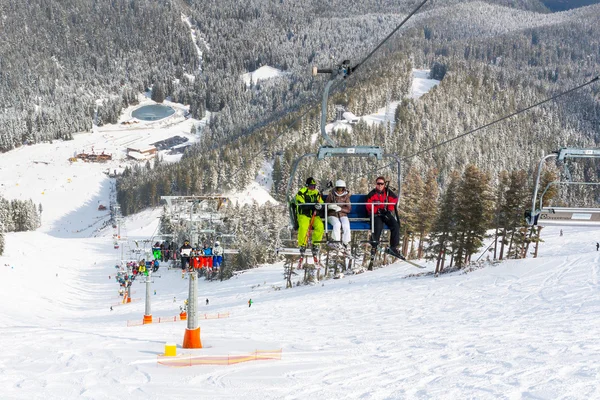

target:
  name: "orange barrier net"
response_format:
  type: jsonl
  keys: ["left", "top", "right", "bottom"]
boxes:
{"left": 127, "top": 312, "right": 230, "bottom": 327}
{"left": 112, "top": 298, "right": 141, "bottom": 307}
{"left": 157, "top": 349, "right": 282, "bottom": 367}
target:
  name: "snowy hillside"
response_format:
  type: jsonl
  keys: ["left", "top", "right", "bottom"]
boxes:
{"left": 0, "top": 97, "right": 201, "bottom": 238}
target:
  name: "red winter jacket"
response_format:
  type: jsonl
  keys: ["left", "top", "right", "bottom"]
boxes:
{"left": 365, "top": 188, "right": 398, "bottom": 215}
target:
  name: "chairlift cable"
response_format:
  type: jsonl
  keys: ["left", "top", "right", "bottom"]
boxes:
{"left": 229, "top": 0, "right": 430, "bottom": 179}
{"left": 401, "top": 76, "right": 599, "bottom": 161}
{"left": 370, "top": 75, "right": 599, "bottom": 176}
{"left": 350, "top": 0, "right": 429, "bottom": 76}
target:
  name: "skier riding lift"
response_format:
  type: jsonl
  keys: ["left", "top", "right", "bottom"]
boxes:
{"left": 366, "top": 176, "right": 403, "bottom": 259}
{"left": 295, "top": 177, "right": 324, "bottom": 256}
{"left": 325, "top": 179, "right": 352, "bottom": 250}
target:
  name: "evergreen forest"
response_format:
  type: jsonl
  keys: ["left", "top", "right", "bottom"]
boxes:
{"left": 1, "top": 0, "right": 599, "bottom": 270}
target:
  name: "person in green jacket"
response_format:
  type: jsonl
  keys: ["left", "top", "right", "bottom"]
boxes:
{"left": 295, "top": 177, "right": 324, "bottom": 256}
{"left": 248, "top": 299, "right": 253, "bottom": 308}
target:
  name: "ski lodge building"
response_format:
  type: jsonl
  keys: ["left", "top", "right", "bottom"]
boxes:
{"left": 126, "top": 144, "right": 157, "bottom": 160}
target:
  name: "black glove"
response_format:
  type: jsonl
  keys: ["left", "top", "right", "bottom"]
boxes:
{"left": 298, "top": 203, "right": 311, "bottom": 211}
{"left": 376, "top": 208, "right": 386, "bottom": 216}
{"left": 314, "top": 203, "right": 323, "bottom": 210}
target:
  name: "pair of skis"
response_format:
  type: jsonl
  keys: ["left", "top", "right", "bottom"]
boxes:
{"left": 384, "top": 247, "right": 425, "bottom": 269}
{"left": 367, "top": 243, "right": 425, "bottom": 270}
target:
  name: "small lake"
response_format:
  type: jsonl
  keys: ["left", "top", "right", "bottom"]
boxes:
{"left": 132, "top": 104, "right": 175, "bottom": 121}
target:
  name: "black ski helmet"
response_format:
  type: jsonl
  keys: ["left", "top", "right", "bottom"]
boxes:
{"left": 306, "top": 177, "right": 316, "bottom": 186}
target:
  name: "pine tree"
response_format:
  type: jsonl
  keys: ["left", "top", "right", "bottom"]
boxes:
{"left": 271, "top": 156, "right": 284, "bottom": 201}
{"left": 493, "top": 170, "right": 510, "bottom": 260}
{"left": 454, "top": 165, "right": 493, "bottom": 268}
{"left": 416, "top": 168, "right": 439, "bottom": 259}
{"left": 428, "top": 170, "right": 460, "bottom": 274}
{"left": 0, "top": 220, "right": 4, "bottom": 255}
{"left": 500, "top": 170, "right": 530, "bottom": 259}
{"left": 399, "top": 168, "right": 424, "bottom": 258}
{"left": 158, "top": 206, "right": 175, "bottom": 235}
{"left": 151, "top": 82, "right": 166, "bottom": 103}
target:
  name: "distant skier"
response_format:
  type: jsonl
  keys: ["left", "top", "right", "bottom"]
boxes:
{"left": 248, "top": 299, "right": 253, "bottom": 308}
{"left": 596, "top": 242, "right": 599, "bottom": 251}
{"left": 110, "top": 306, "right": 113, "bottom": 311}
{"left": 206, "top": 298, "right": 209, "bottom": 306}
{"left": 560, "top": 229, "right": 563, "bottom": 237}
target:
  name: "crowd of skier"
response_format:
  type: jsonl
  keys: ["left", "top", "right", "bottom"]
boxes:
{"left": 146, "top": 240, "right": 225, "bottom": 272}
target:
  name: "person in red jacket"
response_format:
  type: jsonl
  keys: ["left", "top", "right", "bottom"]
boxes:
{"left": 365, "top": 176, "right": 402, "bottom": 258}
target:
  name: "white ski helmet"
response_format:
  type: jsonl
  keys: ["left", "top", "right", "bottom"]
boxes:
{"left": 214, "top": 241, "right": 220, "bottom": 246}
{"left": 335, "top": 180, "right": 346, "bottom": 188}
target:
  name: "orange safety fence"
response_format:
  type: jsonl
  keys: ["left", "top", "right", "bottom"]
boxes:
{"left": 114, "top": 290, "right": 136, "bottom": 297}
{"left": 112, "top": 298, "right": 141, "bottom": 307}
{"left": 127, "top": 312, "right": 230, "bottom": 327}
{"left": 157, "top": 349, "right": 282, "bottom": 367}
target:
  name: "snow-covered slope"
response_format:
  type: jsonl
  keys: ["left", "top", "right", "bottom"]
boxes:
{"left": 0, "top": 98, "right": 201, "bottom": 238}
{"left": 1, "top": 223, "right": 600, "bottom": 399}
{"left": 331, "top": 69, "right": 440, "bottom": 132}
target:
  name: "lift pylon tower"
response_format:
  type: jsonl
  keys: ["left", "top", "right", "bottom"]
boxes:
{"left": 143, "top": 270, "right": 153, "bottom": 324}
{"left": 182, "top": 272, "right": 202, "bottom": 348}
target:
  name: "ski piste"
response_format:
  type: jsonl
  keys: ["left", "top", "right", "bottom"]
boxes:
{"left": 384, "top": 248, "right": 426, "bottom": 269}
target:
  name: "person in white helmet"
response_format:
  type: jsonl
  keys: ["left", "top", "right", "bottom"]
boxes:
{"left": 325, "top": 179, "right": 352, "bottom": 249}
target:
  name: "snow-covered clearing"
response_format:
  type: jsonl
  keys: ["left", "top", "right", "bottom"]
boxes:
{"left": 181, "top": 14, "right": 207, "bottom": 73}
{"left": 329, "top": 69, "right": 440, "bottom": 134}
{"left": 225, "top": 160, "right": 277, "bottom": 206}
{"left": 241, "top": 65, "right": 285, "bottom": 87}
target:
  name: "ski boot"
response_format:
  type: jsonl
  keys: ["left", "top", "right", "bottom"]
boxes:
{"left": 297, "top": 246, "right": 306, "bottom": 270}
{"left": 311, "top": 245, "right": 320, "bottom": 257}
{"left": 385, "top": 247, "right": 406, "bottom": 260}
{"left": 368, "top": 243, "right": 378, "bottom": 271}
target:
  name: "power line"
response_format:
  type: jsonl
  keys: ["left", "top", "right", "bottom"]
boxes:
{"left": 229, "top": 0, "right": 430, "bottom": 179}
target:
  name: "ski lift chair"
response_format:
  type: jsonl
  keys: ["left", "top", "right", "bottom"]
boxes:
{"left": 280, "top": 60, "right": 402, "bottom": 257}
{"left": 528, "top": 148, "right": 600, "bottom": 226}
